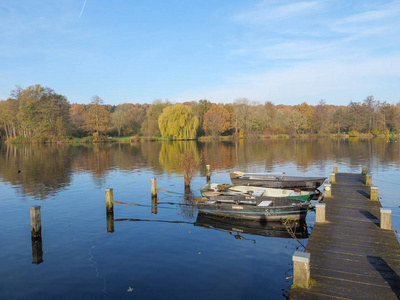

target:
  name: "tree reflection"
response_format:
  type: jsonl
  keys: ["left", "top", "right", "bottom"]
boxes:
{"left": 1, "top": 138, "right": 399, "bottom": 200}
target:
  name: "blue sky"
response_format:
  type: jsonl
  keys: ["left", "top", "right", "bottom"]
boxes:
{"left": 0, "top": 0, "right": 399, "bottom": 105}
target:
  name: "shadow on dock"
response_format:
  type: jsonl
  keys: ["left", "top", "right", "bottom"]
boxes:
{"left": 367, "top": 256, "right": 400, "bottom": 297}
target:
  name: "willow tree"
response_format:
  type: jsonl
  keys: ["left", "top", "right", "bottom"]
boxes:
{"left": 158, "top": 104, "right": 198, "bottom": 139}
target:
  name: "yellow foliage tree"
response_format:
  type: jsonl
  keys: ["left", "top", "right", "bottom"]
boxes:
{"left": 158, "top": 104, "right": 198, "bottom": 139}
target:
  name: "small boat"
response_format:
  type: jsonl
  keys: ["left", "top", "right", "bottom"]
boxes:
{"left": 195, "top": 214, "right": 309, "bottom": 239}
{"left": 195, "top": 195, "right": 310, "bottom": 221}
{"left": 230, "top": 171, "right": 327, "bottom": 190}
{"left": 199, "top": 182, "right": 317, "bottom": 201}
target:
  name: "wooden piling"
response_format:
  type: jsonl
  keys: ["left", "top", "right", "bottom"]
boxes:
{"left": 380, "top": 208, "right": 392, "bottom": 230}
{"left": 365, "top": 174, "right": 372, "bottom": 186}
{"left": 151, "top": 178, "right": 157, "bottom": 199}
{"left": 329, "top": 173, "right": 335, "bottom": 184}
{"left": 333, "top": 165, "right": 338, "bottom": 173}
{"left": 315, "top": 203, "right": 326, "bottom": 223}
{"left": 206, "top": 165, "right": 211, "bottom": 182}
{"left": 292, "top": 251, "right": 311, "bottom": 288}
{"left": 324, "top": 184, "right": 331, "bottom": 197}
{"left": 106, "top": 188, "right": 114, "bottom": 213}
{"left": 370, "top": 186, "right": 378, "bottom": 201}
{"left": 362, "top": 166, "right": 368, "bottom": 175}
{"left": 30, "top": 206, "right": 41, "bottom": 238}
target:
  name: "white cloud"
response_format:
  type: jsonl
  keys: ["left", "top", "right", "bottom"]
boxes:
{"left": 174, "top": 54, "right": 400, "bottom": 105}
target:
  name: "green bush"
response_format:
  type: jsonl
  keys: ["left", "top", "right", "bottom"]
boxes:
{"left": 348, "top": 130, "right": 359, "bottom": 137}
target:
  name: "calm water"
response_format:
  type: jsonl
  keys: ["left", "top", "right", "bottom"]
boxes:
{"left": 1, "top": 138, "right": 399, "bottom": 299}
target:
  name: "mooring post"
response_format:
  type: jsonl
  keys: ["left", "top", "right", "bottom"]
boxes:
{"left": 366, "top": 174, "right": 372, "bottom": 186}
{"left": 329, "top": 172, "right": 335, "bottom": 184}
{"left": 105, "top": 188, "right": 114, "bottom": 233}
{"left": 380, "top": 208, "right": 392, "bottom": 230}
{"left": 206, "top": 165, "right": 211, "bottom": 182}
{"left": 370, "top": 186, "right": 378, "bottom": 201}
{"left": 362, "top": 166, "right": 368, "bottom": 175}
{"left": 315, "top": 203, "right": 326, "bottom": 223}
{"left": 106, "top": 188, "right": 114, "bottom": 214}
{"left": 333, "top": 165, "right": 338, "bottom": 173}
{"left": 151, "top": 178, "right": 157, "bottom": 199}
{"left": 324, "top": 183, "right": 331, "bottom": 197}
{"left": 30, "top": 206, "right": 42, "bottom": 238}
{"left": 292, "top": 251, "right": 311, "bottom": 288}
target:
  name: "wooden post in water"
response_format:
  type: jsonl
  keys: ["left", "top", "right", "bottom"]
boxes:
{"left": 315, "top": 203, "right": 326, "bottom": 223}
{"left": 206, "top": 165, "right": 211, "bottom": 182}
{"left": 366, "top": 174, "right": 372, "bottom": 186}
{"left": 329, "top": 173, "right": 335, "bottom": 184}
{"left": 30, "top": 206, "right": 41, "bottom": 238}
{"left": 333, "top": 165, "right": 338, "bottom": 173}
{"left": 380, "top": 208, "right": 392, "bottom": 230}
{"left": 106, "top": 188, "right": 114, "bottom": 214}
{"left": 105, "top": 188, "right": 114, "bottom": 233}
{"left": 30, "top": 206, "right": 43, "bottom": 264}
{"left": 292, "top": 251, "right": 311, "bottom": 288}
{"left": 324, "top": 184, "right": 331, "bottom": 197}
{"left": 370, "top": 186, "right": 378, "bottom": 201}
{"left": 151, "top": 178, "right": 157, "bottom": 200}
{"left": 362, "top": 166, "right": 368, "bottom": 175}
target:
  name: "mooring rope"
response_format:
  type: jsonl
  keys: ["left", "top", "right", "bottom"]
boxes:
{"left": 373, "top": 179, "right": 400, "bottom": 186}
{"left": 157, "top": 188, "right": 204, "bottom": 200}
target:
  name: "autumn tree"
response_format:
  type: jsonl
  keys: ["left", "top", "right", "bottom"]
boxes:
{"left": 69, "top": 103, "right": 87, "bottom": 137}
{"left": 84, "top": 95, "right": 110, "bottom": 135}
{"left": 141, "top": 100, "right": 170, "bottom": 136}
{"left": 202, "top": 104, "right": 231, "bottom": 137}
{"left": 187, "top": 99, "right": 212, "bottom": 136}
{"left": 0, "top": 99, "right": 19, "bottom": 139}
{"left": 16, "top": 84, "right": 70, "bottom": 139}
{"left": 331, "top": 106, "right": 348, "bottom": 134}
{"left": 294, "top": 102, "right": 314, "bottom": 133}
{"left": 158, "top": 104, "right": 198, "bottom": 139}
{"left": 312, "top": 100, "right": 330, "bottom": 134}
{"left": 286, "top": 110, "right": 308, "bottom": 135}
{"left": 233, "top": 98, "right": 252, "bottom": 135}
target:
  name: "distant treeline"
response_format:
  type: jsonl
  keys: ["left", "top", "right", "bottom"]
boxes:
{"left": 1, "top": 84, "right": 399, "bottom": 142}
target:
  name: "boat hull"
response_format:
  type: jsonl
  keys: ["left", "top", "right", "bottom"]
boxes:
{"left": 230, "top": 174, "right": 326, "bottom": 190}
{"left": 195, "top": 196, "right": 309, "bottom": 221}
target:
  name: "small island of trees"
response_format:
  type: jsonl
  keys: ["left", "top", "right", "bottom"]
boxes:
{"left": 0, "top": 84, "right": 399, "bottom": 143}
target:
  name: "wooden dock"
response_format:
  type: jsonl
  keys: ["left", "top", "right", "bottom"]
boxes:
{"left": 289, "top": 173, "right": 400, "bottom": 299}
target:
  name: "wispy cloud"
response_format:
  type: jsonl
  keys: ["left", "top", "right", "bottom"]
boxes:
{"left": 233, "top": 1, "right": 320, "bottom": 26}
{"left": 175, "top": 54, "right": 400, "bottom": 104}
{"left": 79, "top": 0, "right": 87, "bottom": 18}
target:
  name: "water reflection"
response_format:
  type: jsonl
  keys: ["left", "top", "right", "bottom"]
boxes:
{"left": 195, "top": 214, "right": 309, "bottom": 241}
{"left": 31, "top": 237, "right": 43, "bottom": 264}
{"left": 1, "top": 138, "right": 399, "bottom": 200}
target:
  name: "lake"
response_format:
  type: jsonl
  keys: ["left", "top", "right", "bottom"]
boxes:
{"left": 1, "top": 138, "right": 399, "bottom": 299}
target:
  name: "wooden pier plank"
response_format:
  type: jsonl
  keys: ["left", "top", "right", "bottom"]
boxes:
{"left": 289, "top": 173, "right": 400, "bottom": 299}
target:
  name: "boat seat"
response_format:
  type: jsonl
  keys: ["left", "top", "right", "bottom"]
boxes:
{"left": 258, "top": 201, "right": 273, "bottom": 207}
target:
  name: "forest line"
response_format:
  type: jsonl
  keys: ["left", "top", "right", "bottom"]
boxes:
{"left": 1, "top": 84, "right": 399, "bottom": 142}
